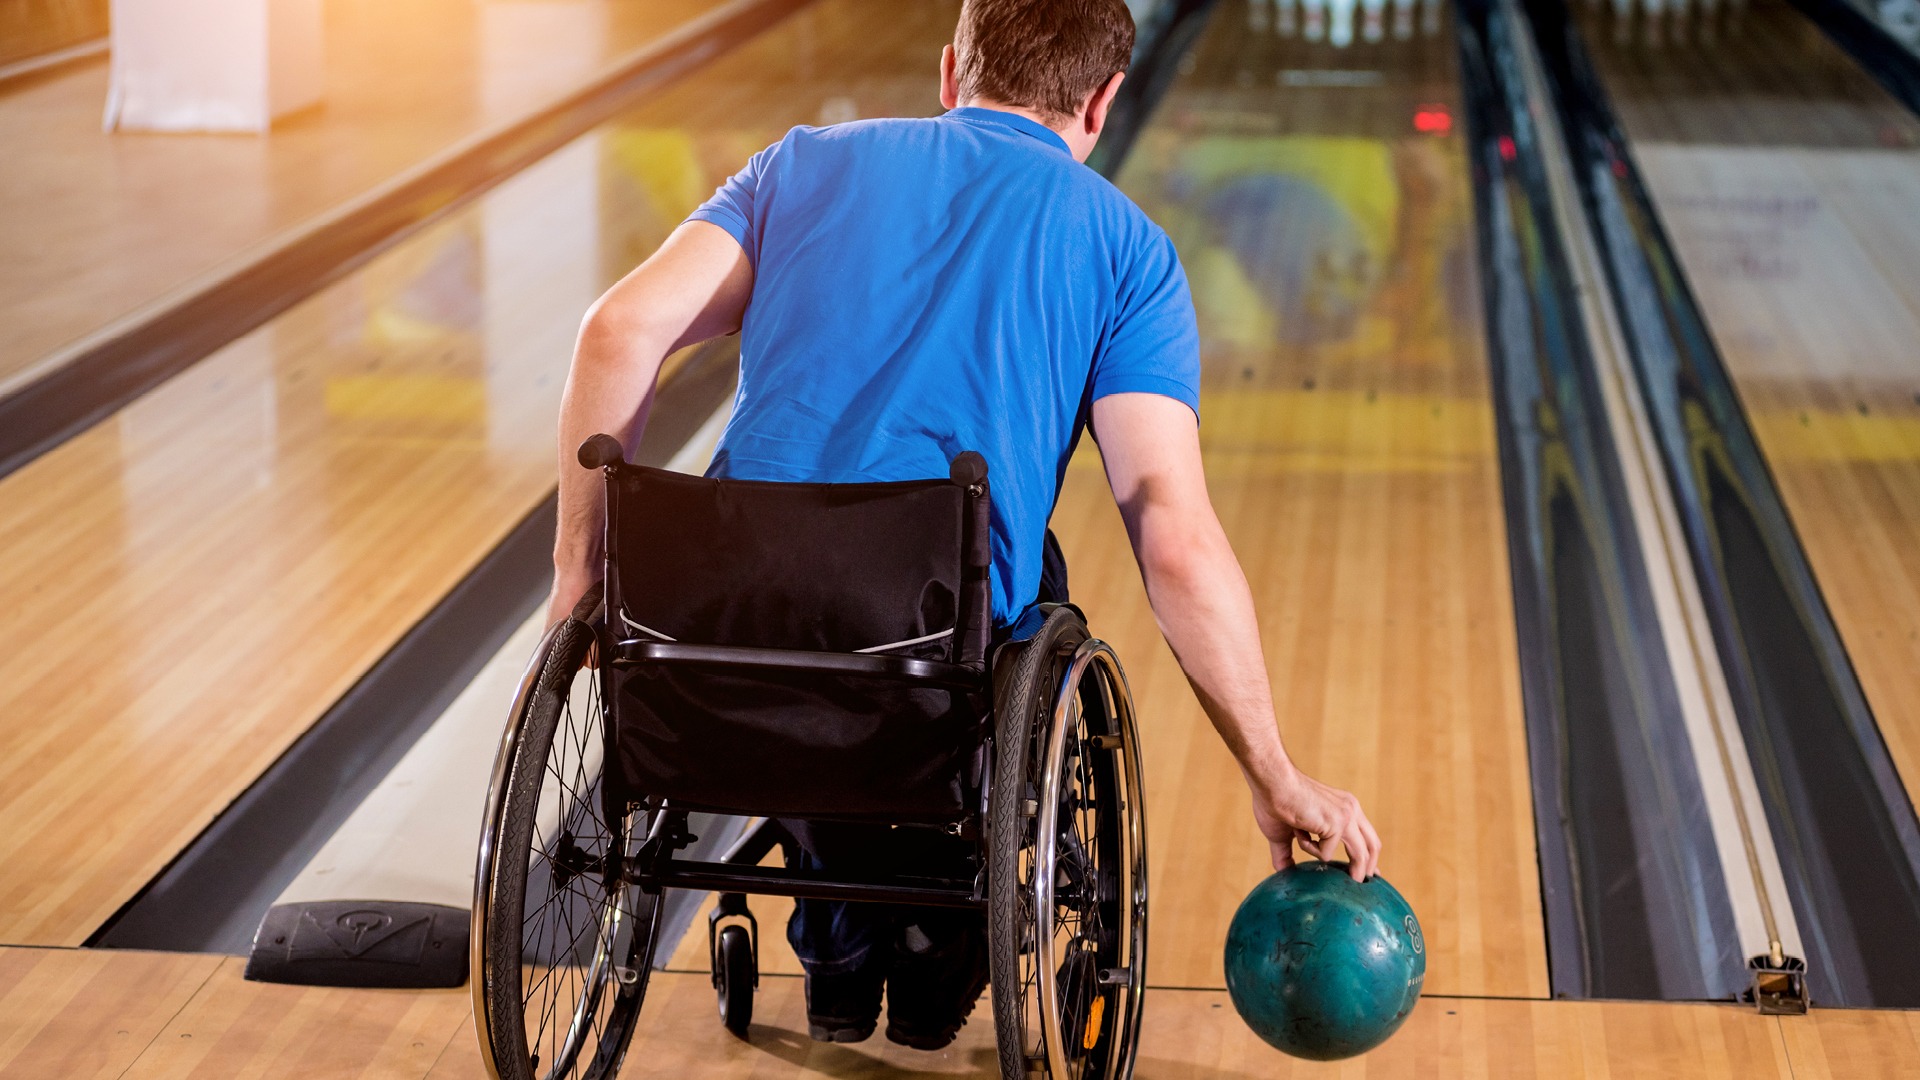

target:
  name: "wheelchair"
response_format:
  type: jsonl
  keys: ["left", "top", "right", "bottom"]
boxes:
{"left": 472, "top": 434, "right": 1149, "bottom": 1080}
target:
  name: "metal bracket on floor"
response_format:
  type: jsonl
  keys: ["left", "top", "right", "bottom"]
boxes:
{"left": 1745, "top": 947, "right": 1809, "bottom": 1015}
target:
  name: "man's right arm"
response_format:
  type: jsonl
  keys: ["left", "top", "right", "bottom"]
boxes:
{"left": 546, "top": 221, "right": 754, "bottom": 628}
{"left": 1090, "top": 391, "right": 1382, "bottom": 881}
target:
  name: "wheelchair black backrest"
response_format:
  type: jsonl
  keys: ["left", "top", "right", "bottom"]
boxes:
{"left": 588, "top": 438, "right": 994, "bottom": 821}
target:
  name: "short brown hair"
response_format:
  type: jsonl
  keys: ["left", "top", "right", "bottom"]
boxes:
{"left": 954, "top": 0, "right": 1135, "bottom": 122}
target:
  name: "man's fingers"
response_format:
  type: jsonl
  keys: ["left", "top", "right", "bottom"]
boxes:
{"left": 1344, "top": 822, "right": 1371, "bottom": 881}
{"left": 1270, "top": 840, "right": 1294, "bottom": 873}
{"left": 1360, "top": 815, "right": 1383, "bottom": 877}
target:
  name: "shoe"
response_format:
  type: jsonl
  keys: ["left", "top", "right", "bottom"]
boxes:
{"left": 884, "top": 920, "right": 990, "bottom": 1051}
{"left": 804, "top": 962, "right": 885, "bottom": 1043}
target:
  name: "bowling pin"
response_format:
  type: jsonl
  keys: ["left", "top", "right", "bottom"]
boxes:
{"left": 1330, "top": 0, "right": 1356, "bottom": 47}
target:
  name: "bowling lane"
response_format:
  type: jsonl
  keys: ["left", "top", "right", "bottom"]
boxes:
{"left": 659, "top": 0, "right": 1547, "bottom": 1002}
{"left": 1061, "top": 0, "right": 1546, "bottom": 997}
{"left": 0, "top": 0, "right": 964, "bottom": 948}
{"left": 1577, "top": 0, "right": 1920, "bottom": 835}
{"left": 0, "top": 0, "right": 722, "bottom": 393}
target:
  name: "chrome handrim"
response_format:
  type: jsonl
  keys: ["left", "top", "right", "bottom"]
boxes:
{"left": 1031, "top": 638, "right": 1145, "bottom": 1079}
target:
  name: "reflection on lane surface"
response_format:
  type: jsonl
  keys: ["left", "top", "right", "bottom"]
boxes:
{"left": 1055, "top": 0, "right": 1553, "bottom": 997}
{"left": 0, "top": 0, "right": 975, "bottom": 947}
{"left": 1569, "top": 0, "right": 1920, "bottom": 1005}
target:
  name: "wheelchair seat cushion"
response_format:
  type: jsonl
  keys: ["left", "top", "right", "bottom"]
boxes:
{"left": 604, "top": 465, "right": 988, "bottom": 820}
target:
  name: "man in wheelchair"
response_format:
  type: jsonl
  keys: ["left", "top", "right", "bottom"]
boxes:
{"left": 534, "top": 0, "right": 1381, "bottom": 1065}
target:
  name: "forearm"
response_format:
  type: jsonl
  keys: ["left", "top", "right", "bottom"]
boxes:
{"left": 552, "top": 312, "right": 673, "bottom": 580}
{"left": 1136, "top": 511, "right": 1297, "bottom": 794}
{"left": 1095, "top": 391, "right": 1379, "bottom": 876}
{"left": 547, "top": 222, "right": 752, "bottom": 605}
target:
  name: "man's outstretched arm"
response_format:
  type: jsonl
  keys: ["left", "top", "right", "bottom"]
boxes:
{"left": 546, "top": 221, "right": 754, "bottom": 627}
{"left": 1091, "top": 391, "right": 1383, "bottom": 881}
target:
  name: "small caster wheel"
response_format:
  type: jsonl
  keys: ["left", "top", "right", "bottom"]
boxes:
{"left": 716, "top": 923, "right": 756, "bottom": 1036}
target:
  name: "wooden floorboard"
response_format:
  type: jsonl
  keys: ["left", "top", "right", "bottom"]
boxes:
{"left": 119, "top": 958, "right": 471, "bottom": 1080}
{"left": 0, "top": 946, "right": 219, "bottom": 1079}
{"left": 17, "top": 948, "right": 1920, "bottom": 1079}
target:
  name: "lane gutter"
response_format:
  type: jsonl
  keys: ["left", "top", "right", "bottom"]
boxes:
{"left": 1520, "top": 0, "right": 1920, "bottom": 1007}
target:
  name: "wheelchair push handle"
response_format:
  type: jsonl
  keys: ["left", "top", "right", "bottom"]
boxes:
{"left": 949, "top": 450, "right": 987, "bottom": 489}
{"left": 579, "top": 433, "right": 627, "bottom": 470}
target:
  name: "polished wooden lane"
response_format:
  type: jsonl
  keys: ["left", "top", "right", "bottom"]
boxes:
{"left": 0, "top": 0, "right": 717, "bottom": 389}
{"left": 669, "top": 0, "right": 1544, "bottom": 1002}
{"left": 0, "top": 0, "right": 962, "bottom": 947}
{"left": 674, "top": 0, "right": 1547, "bottom": 1003}
{"left": 1581, "top": 0, "right": 1920, "bottom": 819}
{"left": 1063, "top": 0, "right": 1544, "bottom": 998}
{"left": 16, "top": 946, "right": 1920, "bottom": 1079}
{"left": 0, "top": 0, "right": 106, "bottom": 70}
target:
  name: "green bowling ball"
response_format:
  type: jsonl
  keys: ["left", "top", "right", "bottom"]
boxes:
{"left": 1223, "top": 861, "right": 1425, "bottom": 1061}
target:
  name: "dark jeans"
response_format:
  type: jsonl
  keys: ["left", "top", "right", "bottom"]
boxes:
{"left": 783, "top": 530, "right": 1070, "bottom": 976}
{"left": 780, "top": 819, "right": 982, "bottom": 974}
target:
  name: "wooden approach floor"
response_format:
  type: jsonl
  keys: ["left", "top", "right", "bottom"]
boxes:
{"left": 0, "top": 0, "right": 714, "bottom": 388}
{"left": 3, "top": 946, "right": 1917, "bottom": 1079}
{"left": 0, "top": 0, "right": 952, "bottom": 947}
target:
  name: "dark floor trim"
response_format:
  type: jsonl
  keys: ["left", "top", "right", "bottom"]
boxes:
{"left": 0, "top": 0, "right": 809, "bottom": 484}
{"left": 90, "top": 343, "right": 740, "bottom": 954}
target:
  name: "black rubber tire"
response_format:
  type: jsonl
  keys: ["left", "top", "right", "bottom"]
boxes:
{"left": 988, "top": 607, "right": 1090, "bottom": 1079}
{"left": 716, "top": 924, "right": 756, "bottom": 1037}
{"left": 475, "top": 602, "right": 661, "bottom": 1080}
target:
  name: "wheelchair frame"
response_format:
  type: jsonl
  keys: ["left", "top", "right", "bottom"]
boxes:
{"left": 472, "top": 436, "right": 1149, "bottom": 1080}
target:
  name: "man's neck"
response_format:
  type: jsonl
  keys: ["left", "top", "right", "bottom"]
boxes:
{"left": 955, "top": 96, "right": 1089, "bottom": 160}
{"left": 957, "top": 97, "right": 1069, "bottom": 137}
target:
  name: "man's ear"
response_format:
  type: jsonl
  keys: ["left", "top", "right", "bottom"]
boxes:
{"left": 940, "top": 44, "right": 961, "bottom": 110}
{"left": 1084, "top": 70, "right": 1127, "bottom": 136}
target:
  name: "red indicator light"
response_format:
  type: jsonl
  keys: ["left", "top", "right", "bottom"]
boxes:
{"left": 1498, "top": 134, "right": 1517, "bottom": 161}
{"left": 1413, "top": 105, "right": 1453, "bottom": 135}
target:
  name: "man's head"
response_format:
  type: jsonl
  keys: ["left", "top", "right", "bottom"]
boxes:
{"left": 939, "top": 0, "right": 1134, "bottom": 162}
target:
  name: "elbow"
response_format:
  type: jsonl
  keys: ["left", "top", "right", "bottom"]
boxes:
{"left": 1136, "top": 518, "right": 1210, "bottom": 592}
{"left": 578, "top": 290, "right": 667, "bottom": 357}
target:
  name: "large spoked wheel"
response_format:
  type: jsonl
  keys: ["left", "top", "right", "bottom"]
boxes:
{"left": 990, "top": 608, "right": 1149, "bottom": 1079}
{"left": 474, "top": 592, "right": 661, "bottom": 1080}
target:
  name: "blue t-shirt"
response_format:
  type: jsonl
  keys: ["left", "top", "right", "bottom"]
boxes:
{"left": 688, "top": 106, "right": 1200, "bottom": 624}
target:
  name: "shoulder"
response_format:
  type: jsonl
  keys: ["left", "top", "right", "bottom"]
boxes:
{"left": 768, "top": 116, "right": 943, "bottom": 154}
{"left": 1064, "top": 169, "right": 1183, "bottom": 279}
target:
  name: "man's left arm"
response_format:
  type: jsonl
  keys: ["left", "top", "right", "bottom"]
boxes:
{"left": 546, "top": 220, "right": 754, "bottom": 627}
